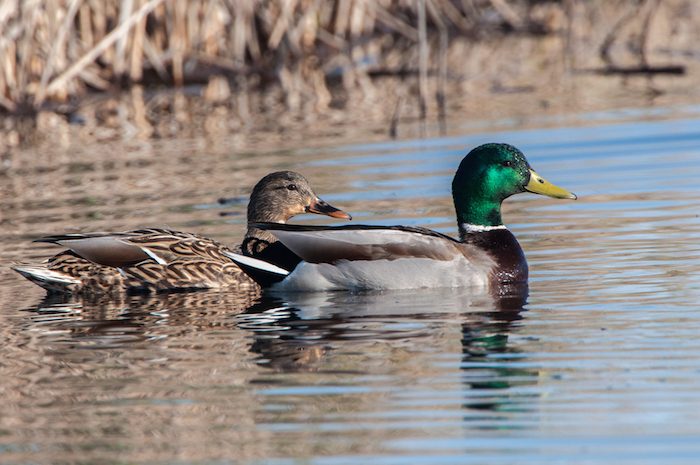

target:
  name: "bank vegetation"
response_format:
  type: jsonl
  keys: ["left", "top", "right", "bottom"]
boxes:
{"left": 0, "top": 0, "right": 696, "bottom": 146}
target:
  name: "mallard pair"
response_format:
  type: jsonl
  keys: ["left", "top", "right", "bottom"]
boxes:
{"left": 227, "top": 143, "right": 576, "bottom": 291}
{"left": 15, "top": 143, "right": 575, "bottom": 294}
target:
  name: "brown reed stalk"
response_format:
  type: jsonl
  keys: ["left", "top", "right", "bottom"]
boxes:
{"left": 417, "top": 0, "right": 428, "bottom": 120}
{"left": 43, "top": 0, "right": 166, "bottom": 104}
{"left": 0, "top": 0, "right": 691, "bottom": 116}
{"left": 35, "top": 0, "right": 82, "bottom": 106}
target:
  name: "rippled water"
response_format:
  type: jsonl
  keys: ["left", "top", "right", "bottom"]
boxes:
{"left": 1, "top": 107, "right": 700, "bottom": 464}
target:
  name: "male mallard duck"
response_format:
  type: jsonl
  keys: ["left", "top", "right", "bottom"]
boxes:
{"left": 227, "top": 143, "right": 576, "bottom": 291}
{"left": 12, "top": 171, "right": 350, "bottom": 294}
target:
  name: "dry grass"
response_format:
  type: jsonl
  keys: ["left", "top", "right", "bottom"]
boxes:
{"left": 0, "top": 0, "right": 580, "bottom": 113}
{"left": 0, "top": 0, "right": 697, "bottom": 144}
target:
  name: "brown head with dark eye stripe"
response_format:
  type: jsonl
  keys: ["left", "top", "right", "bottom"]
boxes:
{"left": 247, "top": 171, "right": 351, "bottom": 224}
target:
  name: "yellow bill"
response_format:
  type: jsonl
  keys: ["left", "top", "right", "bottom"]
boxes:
{"left": 525, "top": 169, "right": 577, "bottom": 200}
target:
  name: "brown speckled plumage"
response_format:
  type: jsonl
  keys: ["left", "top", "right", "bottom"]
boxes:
{"left": 16, "top": 230, "right": 250, "bottom": 294}
{"left": 13, "top": 172, "right": 350, "bottom": 295}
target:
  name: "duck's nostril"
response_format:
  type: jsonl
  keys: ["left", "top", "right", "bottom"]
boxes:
{"left": 538, "top": 178, "right": 544, "bottom": 184}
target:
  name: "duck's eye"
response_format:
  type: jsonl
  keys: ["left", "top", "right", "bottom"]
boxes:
{"left": 286, "top": 184, "right": 298, "bottom": 191}
{"left": 500, "top": 160, "right": 514, "bottom": 168}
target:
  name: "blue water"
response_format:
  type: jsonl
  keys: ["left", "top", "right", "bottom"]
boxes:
{"left": 0, "top": 108, "right": 699, "bottom": 464}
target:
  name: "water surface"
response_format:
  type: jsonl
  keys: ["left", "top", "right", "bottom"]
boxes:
{"left": 1, "top": 107, "right": 699, "bottom": 464}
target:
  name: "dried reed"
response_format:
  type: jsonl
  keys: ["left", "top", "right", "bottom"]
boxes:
{"left": 0, "top": 0, "right": 694, "bottom": 117}
{"left": 0, "top": 0, "right": 558, "bottom": 114}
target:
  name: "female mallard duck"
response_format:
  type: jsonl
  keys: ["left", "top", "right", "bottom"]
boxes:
{"left": 227, "top": 143, "right": 576, "bottom": 291}
{"left": 12, "top": 171, "right": 350, "bottom": 294}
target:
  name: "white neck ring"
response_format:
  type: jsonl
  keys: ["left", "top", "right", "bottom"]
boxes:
{"left": 460, "top": 223, "right": 507, "bottom": 233}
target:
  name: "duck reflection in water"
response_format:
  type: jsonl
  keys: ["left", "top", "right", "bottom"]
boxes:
{"left": 456, "top": 283, "right": 539, "bottom": 419}
{"left": 20, "top": 282, "right": 528, "bottom": 377}
{"left": 21, "top": 288, "right": 261, "bottom": 348}
{"left": 238, "top": 282, "right": 529, "bottom": 372}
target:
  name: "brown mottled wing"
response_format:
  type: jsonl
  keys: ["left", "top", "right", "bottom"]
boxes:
{"left": 46, "top": 250, "right": 127, "bottom": 293}
{"left": 122, "top": 259, "right": 254, "bottom": 292}
{"left": 122, "top": 228, "right": 233, "bottom": 262}
{"left": 116, "top": 229, "right": 255, "bottom": 291}
{"left": 41, "top": 228, "right": 253, "bottom": 292}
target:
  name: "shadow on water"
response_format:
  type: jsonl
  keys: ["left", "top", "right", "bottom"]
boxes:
{"left": 18, "top": 283, "right": 537, "bottom": 437}
{"left": 19, "top": 282, "right": 528, "bottom": 361}
{"left": 20, "top": 289, "right": 260, "bottom": 347}
{"left": 236, "top": 283, "right": 527, "bottom": 372}
{"left": 17, "top": 287, "right": 540, "bottom": 460}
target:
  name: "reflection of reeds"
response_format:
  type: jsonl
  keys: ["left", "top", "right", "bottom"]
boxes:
{"left": 0, "top": 0, "right": 564, "bottom": 114}
{"left": 0, "top": 0, "right": 696, "bottom": 139}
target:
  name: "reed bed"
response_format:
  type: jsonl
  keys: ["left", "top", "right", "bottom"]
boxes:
{"left": 0, "top": 0, "right": 696, "bottom": 142}
{"left": 0, "top": 1, "right": 619, "bottom": 110}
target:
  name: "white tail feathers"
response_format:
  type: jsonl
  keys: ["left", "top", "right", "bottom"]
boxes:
{"left": 222, "top": 251, "right": 289, "bottom": 276}
{"left": 12, "top": 265, "right": 80, "bottom": 292}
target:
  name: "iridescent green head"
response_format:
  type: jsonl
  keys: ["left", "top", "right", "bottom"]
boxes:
{"left": 451, "top": 143, "right": 576, "bottom": 228}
